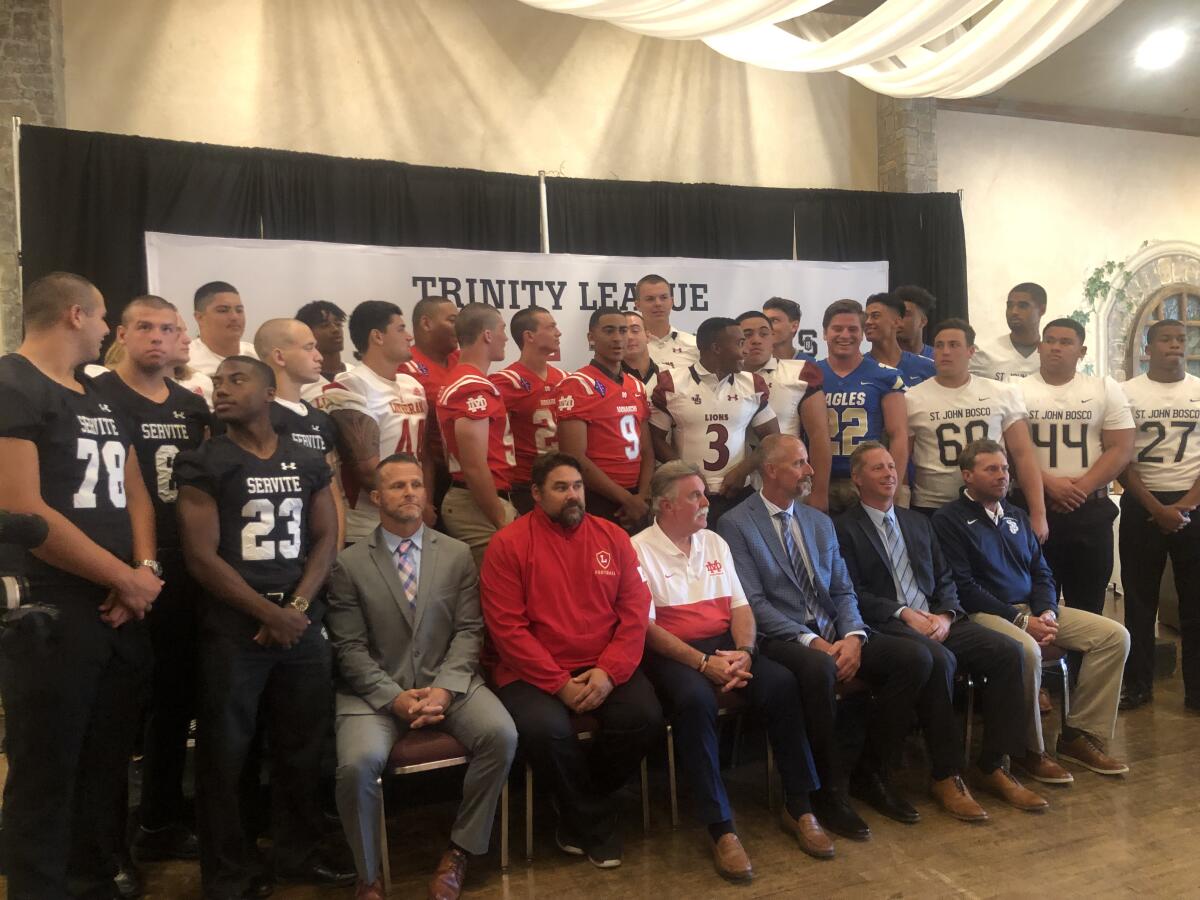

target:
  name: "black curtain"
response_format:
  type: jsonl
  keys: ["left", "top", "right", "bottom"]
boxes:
{"left": 20, "top": 125, "right": 967, "bottom": 327}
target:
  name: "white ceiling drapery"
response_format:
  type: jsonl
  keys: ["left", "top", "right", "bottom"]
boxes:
{"left": 516, "top": 0, "right": 1125, "bottom": 98}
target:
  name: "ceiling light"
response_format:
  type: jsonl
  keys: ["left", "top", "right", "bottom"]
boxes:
{"left": 1135, "top": 27, "right": 1188, "bottom": 70}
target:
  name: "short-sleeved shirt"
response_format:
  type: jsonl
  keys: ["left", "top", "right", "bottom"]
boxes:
{"left": 1018, "top": 372, "right": 1134, "bottom": 478}
{"left": 905, "top": 374, "right": 1028, "bottom": 508}
{"left": 174, "top": 370, "right": 214, "bottom": 408}
{"left": 188, "top": 339, "right": 258, "bottom": 378}
{"left": 647, "top": 329, "right": 699, "bottom": 372}
{"left": 756, "top": 358, "right": 822, "bottom": 437}
{"left": 269, "top": 398, "right": 339, "bottom": 456}
{"left": 0, "top": 355, "right": 135, "bottom": 592}
{"left": 92, "top": 371, "right": 210, "bottom": 550}
{"left": 556, "top": 363, "right": 649, "bottom": 490}
{"left": 401, "top": 348, "right": 460, "bottom": 464}
{"left": 174, "top": 434, "right": 331, "bottom": 601}
{"left": 632, "top": 522, "right": 748, "bottom": 643}
{"left": 872, "top": 350, "right": 936, "bottom": 389}
{"left": 650, "top": 363, "right": 776, "bottom": 492}
{"left": 969, "top": 336, "right": 1041, "bottom": 382}
{"left": 818, "top": 356, "right": 906, "bottom": 479}
{"left": 436, "top": 364, "right": 516, "bottom": 491}
{"left": 490, "top": 362, "right": 565, "bottom": 485}
{"left": 1123, "top": 373, "right": 1200, "bottom": 492}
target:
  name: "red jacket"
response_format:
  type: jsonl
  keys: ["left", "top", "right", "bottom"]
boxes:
{"left": 481, "top": 507, "right": 650, "bottom": 695}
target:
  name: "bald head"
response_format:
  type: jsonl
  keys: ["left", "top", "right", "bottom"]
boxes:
{"left": 254, "top": 318, "right": 323, "bottom": 386}
{"left": 254, "top": 318, "right": 308, "bottom": 364}
{"left": 759, "top": 433, "right": 805, "bottom": 470}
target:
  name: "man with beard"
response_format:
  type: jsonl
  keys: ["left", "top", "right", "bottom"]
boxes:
{"left": 190, "top": 281, "right": 257, "bottom": 377}
{"left": 326, "top": 454, "right": 516, "bottom": 900}
{"left": 481, "top": 452, "right": 661, "bottom": 870}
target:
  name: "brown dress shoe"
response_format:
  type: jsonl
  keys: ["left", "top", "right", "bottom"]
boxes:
{"left": 712, "top": 833, "right": 754, "bottom": 882}
{"left": 780, "top": 811, "right": 835, "bottom": 859}
{"left": 356, "top": 879, "right": 385, "bottom": 900}
{"left": 977, "top": 767, "right": 1049, "bottom": 812}
{"left": 428, "top": 847, "right": 468, "bottom": 900}
{"left": 1015, "top": 750, "right": 1074, "bottom": 784}
{"left": 931, "top": 775, "right": 988, "bottom": 822}
{"left": 1057, "top": 733, "right": 1130, "bottom": 775}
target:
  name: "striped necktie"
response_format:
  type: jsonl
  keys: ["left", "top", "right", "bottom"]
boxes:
{"left": 776, "top": 509, "right": 837, "bottom": 642}
{"left": 882, "top": 514, "right": 927, "bottom": 612}
{"left": 396, "top": 539, "right": 417, "bottom": 612}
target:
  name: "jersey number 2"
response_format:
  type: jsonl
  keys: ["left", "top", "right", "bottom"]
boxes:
{"left": 241, "top": 498, "right": 302, "bottom": 561}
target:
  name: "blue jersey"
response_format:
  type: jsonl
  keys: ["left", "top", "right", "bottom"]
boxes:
{"left": 921, "top": 344, "right": 934, "bottom": 359}
{"left": 896, "top": 351, "right": 936, "bottom": 388}
{"left": 818, "top": 356, "right": 905, "bottom": 478}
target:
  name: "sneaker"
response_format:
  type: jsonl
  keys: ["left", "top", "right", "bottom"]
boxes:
{"left": 554, "top": 825, "right": 585, "bottom": 857}
{"left": 1014, "top": 750, "right": 1074, "bottom": 784}
{"left": 1056, "top": 733, "right": 1129, "bottom": 775}
{"left": 586, "top": 832, "right": 623, "bottom": 869}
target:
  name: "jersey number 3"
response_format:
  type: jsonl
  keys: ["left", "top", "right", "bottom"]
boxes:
{"left": 241, "top": 498, "right": 302, "bottom": 561}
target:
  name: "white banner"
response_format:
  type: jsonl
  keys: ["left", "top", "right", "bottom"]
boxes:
{"left": 145, "top": 232, "right": 887, "bottom": 371}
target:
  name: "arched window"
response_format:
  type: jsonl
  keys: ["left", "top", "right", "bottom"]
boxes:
{"left": 1127, "top": 283, "right": 1200, "bottom": 377}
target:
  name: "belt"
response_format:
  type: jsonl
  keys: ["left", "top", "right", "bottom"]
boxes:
{"left": 263, "top": 591, "right": 287, "bottom": 606}
{"left": 1085, "top": 488, "right": 1109, "bottom": 501}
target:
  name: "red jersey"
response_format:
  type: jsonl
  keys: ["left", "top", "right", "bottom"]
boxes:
{"left": 490, "top": 362, "right": 566, "bottom": 485}
{"left": 436, "top": 363, "right": 516, "bottom": 491}
{"left": 480, "top": 506, "right": 651, "bottom": 694}
{"left": 401, "top": 347, "right": 460, "bottom": 463}
{"left": 556, "top": 364, "right": 648, "bottom": 490}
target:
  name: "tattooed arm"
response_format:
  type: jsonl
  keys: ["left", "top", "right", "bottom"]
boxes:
{"left": 330, "top": 408, "right": 381, "bottom": 498}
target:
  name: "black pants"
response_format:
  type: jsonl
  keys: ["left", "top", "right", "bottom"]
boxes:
{"left": 196, "top": 620, "right": 332, "bottom": 896}
{"left": 1121, "top": 491, "right": 1200, "bottom": 699}
{"left": 645, "top": 634, "right": 817, "bottom": 826}
{"left": 762, "top": 632, "right": 931, "bottom": 785}
{"left": 0, "top": 589, "right": 150, "bottom": 900}
{"left": 585, "top": 487, "right": 647, "bottom": 533}
{"left": 511, "top": 484, "right": 534, "bottom": 516}
{"left": 139, "top": 551, "right": 200, "bottom": 830}
{"left": 496, "top": 670, "right": 663, "bottom": 845}
{"left": 1026, "top": 493, "right": 1118, "bottom": 616}
{"left": 874, "top": 618, "right": 1026, "bottom": 774}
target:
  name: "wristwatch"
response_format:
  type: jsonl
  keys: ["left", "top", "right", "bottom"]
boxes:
{"left": 134, "top": 559, "right": 163, "bottom": 578}
{"left": 737, "top": 645, "right": 757, "bottom": 661}
{"left": 289, "top": 595, "right": 310, "bottom": 614}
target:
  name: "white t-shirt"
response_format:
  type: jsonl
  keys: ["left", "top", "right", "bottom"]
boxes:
{"left": 188, "top": 339, "right": 257, "bottom": 377}
{"left": 323, "top": 363, "right": 428, "bottom": 542}
{"left": 174, "top": 370, "right": 214, "bottom": 408}
{"left": 969, "top": 335, "right": 1041, "bottom": 382}
{"left": 1122, "top": 373, "right": 1200, "bottom": 492}
{"left": 650, "top": 363, "right": 776, "bottom": 492}
{"left": 1018, "top": 372, "right": 1133, "bottom": 479}
{"left": 632, "top": 523, "right": 748, "bottom": 643}
{"left": 906, "top": 374, "right": 1028, "bottom": 508}
{"left": 647, "top": 329, "right": 699, "bottom": 372}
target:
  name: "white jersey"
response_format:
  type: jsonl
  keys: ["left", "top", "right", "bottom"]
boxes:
{"left": 174, "top": 370, "right": 214, "bottom": 408}
{"left": 300, "top": 373, "right": 344, "bottom": 407}
{"left": 1121, "top": 374, "right": 1200, "bottom": 492}
{"left": 188, "top": 339, "right": 257, "bottom": 377}
{"left": 755, "top": 358, "right": 821, "bottom": 437}
{"left": 323, "top": 364, "right": 428, "bottom": 541}
{"left": 1018, "top": 372, "right": 1133, "bottom": 479}
{"left": 647, "top": 328, "right": 699, "bottom": 372}
{"left": 906, "top": 374, "right": 1028, "bottom": 508}
{"left": 650, "top": 362, "right": 776, "bottom": 492}
{"left": 969, "top": 335, "right": 1040, "bottom": 382}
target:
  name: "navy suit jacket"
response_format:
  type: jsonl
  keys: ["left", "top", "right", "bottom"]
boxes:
{"left": 717, "top": 492, "right": 866, "bottom": 642}
{"left": 834, "top": 503, "right": 963, "bottom": 627}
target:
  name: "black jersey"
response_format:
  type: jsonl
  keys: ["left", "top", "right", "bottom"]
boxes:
{"left": 0, "top": 354, "right": 135, "bottom": 591}
{"left": 174, "top": 434, "right": 331, "bottom": 598}
{"left": 92, "top": 371, "right": 210, "bottom": 549}
{"left": 270, "top": 399, "right": 338, "bottom": 456}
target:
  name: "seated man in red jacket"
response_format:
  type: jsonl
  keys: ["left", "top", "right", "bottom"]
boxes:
{"left": 481, "top": 451, "right": 662, "bottom": 870}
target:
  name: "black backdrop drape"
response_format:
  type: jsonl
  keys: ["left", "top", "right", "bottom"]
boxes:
{"left": 19, "top": 125, "right": 967, "bottom": 326}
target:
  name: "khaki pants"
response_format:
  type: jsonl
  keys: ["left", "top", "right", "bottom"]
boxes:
{"left": 969, "top": 605, "right": 1129, "bottom": 754}
{"left": 441, "top": 486, "right": 517, "bottom": 570}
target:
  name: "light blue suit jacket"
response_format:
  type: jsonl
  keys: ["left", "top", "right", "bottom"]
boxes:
{"left": 717, "top": 493, "right": 867, "bottom": 642}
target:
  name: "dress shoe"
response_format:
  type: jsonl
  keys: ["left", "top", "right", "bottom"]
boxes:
{"left": 131, "top": 823, "right": 200, "bottom": 861}
{"left": 1057, "top": 733, "right": 1129, "bottom": 775}
{"left": 554, "top": 823, "right": 585, "bottom": 857}
{"left": 1014, "top": 750, "right": 1074, "bottom": 784}
{"left": 1119, "top": 687, "right": 1152, "bottom": 711}
{"left": 586, "top": 832, "right": 623, "bottom": 869}
{"left": 113, "top": 854, "right": 143, "bottom": 899}
{"left": 977, "top": 767, "right": 1049, "bottom": 812}
{"left": 812, "top": 792, "right": 870, "bottom": 841}
{"left": 779, "top": 811, "right": 835, "bottom": 859}
{"left": 246, "top": 874, "right": 274, "bottom": 899}
{"left": 428, "top": 847, "right": 468, "bottom": 900}
{"left": 355, "top": 880, "right": 385, "bottom": 900}
{"left": 1038, "top": 687, "right": 1053, "bottom": 715}
{"left": 931, "top": 775, "right": 988, "bottom": 822}
{"left": 850, "top": 772, "right": 920, "bottom": 824}
{"left": 711, "top": 833, "right": 754, "bottom": 882}
{"left": 276, "top": 859, "right": 357, "bottom": 887}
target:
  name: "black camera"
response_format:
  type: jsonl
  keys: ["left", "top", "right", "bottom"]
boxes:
{"left": 0, "top": 511, "right": 56, "bottom": 636}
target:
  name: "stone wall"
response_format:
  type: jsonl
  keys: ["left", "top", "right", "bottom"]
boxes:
{"left": 877, "top": 96, "right": 937, "bottom": 193}
{"left": 0, "top": 0, "right": 63, "bottom": 352}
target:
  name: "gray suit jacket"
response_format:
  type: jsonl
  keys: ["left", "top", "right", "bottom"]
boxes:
{"left": 326, "top": 525, "right": 485, "bottom": 716}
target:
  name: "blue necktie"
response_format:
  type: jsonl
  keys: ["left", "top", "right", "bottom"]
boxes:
{"left": 883, "top": 514, "right": 927, "bottom": 613}
{"left": 776, "top": 509, "right": 837, "bottom": 642}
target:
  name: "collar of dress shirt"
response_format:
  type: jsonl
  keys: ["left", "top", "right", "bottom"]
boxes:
{"left": 860, "top": 502, "right": 897, "bottom": 533}
{"left": 383, "top": 523, "right": 425, "bottom": 556}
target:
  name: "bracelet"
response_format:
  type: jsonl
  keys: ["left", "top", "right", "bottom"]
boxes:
{"left": 1014, "top": 612, "right": 1029, "bottom": 631}
{"left": 698, "top": 653, "right": 711, "bottom": 673}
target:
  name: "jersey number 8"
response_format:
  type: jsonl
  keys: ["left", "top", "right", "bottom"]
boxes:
{"left": 73, "top": 438, "right": 127, "bottom": 509}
